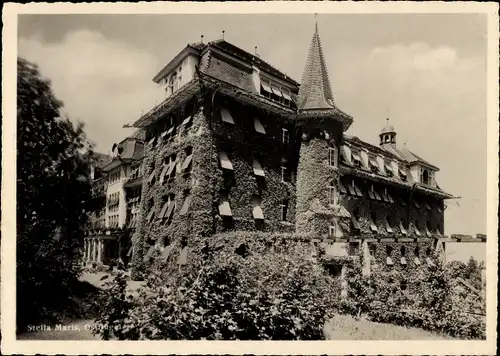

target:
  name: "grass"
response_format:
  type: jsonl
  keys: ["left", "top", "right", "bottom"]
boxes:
{"left": 324, "top": 314, "right": 455, "bottom": 340}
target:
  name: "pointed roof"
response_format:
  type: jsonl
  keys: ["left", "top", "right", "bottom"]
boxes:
{"left": 298, "top": 23, "right": 336, "bottom": 110}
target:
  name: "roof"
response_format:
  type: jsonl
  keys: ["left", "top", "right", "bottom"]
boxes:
{"left": 383, "top": 145, "right": 438, "bottom": 170}
{"left": 208, "top": 40, "right": 299, "bottom": 87}
{"left": 128, "top": 129, "right": 146, "bottom": 141}
{"left": 153, "top": 38, "right": 299, "bottom": 88}
{"left": 297, "top": 24, "right": 353, "bottom": 131}
{"left": 380, "top": 125, "right": 396, "bottom": 135}
{"left": 298, "top": 24, "right": 335, "bottom": 110}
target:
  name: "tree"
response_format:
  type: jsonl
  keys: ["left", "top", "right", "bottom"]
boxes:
{"left": 16, "top": 57, "right": 94, "bottom": 330}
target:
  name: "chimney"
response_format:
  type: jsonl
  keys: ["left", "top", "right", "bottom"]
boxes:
{"left": 201, "top": 35, "right": 204, "bottom": 44}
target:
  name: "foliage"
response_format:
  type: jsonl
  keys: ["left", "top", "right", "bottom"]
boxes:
{"left": 16, "top": 57, "right": 94, "bottom": 330}
{"left": 446, "top": 257, "right": 483, "bottom": 290}
{"left": 93, "top": 267, "right": 136, "bottom": 340}
{"left": 341, "top": 252, "right": 485, "bottom": 339}
{"left": 95, "top": 232, "right": 339, "bottom": 340}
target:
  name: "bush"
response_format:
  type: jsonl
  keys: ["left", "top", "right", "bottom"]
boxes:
{"left": 341, "top": 253, "right": 485, "bottom": 339}
{"left": 94, "top": 232, "right": 340, "bottom": 340}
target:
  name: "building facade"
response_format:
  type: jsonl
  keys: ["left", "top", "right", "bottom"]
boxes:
{"left": 85, "top": 25, "right": 486, "bottom": 275}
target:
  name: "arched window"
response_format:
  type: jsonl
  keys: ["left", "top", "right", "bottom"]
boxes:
{"left": 421, "top": 169, "right": 429, "bottom": 185}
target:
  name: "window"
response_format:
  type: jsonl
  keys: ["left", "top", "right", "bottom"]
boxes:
{"left": 252, "top": 195, "right": 264, "bottom": 220}
{"left": 181, "top": 115, "right": 193, "bottom": 131}
{"left": 386, "top": 245, "right": 394, "bottom": 266}
{"left": 399, "top": 167, "right": 408, "bottom": 181}
{"left": 218, "top": 191, "right": 232, "bottom": 217}
{"left": 369, "top": 185, "right": 381, "bottom": 201}
{"left": 426, "top": 221, "right": 433, "bottom": 237}
{"left": 281, "top": 164, "right": 287, "bottom": 183}
{"left": 368, "top": 156, "right": 379, "bottom": 173}
{"left": 420, "top": 169, "right": 430, "bottom": 185}
{"left": 252, "top": 156, "right": 265, "bottom": 177}
{"left": 220, "top": 108, "right": 235, "bottom": 124}
{"left": 400, "top": 246, "right": 407, "bottom": 265}
{"left": 385, "top": 161, "right": 394, "bottom": 177}
{"left": 260, "top": 78, "right": 292, "bottom": 107}
{"left": 385, "top": 189, "right": 395, "bottom": 204}
{"left": 182, "top": 147, "right": 193, "bottom": 178}
{"left": 340, "top": 146, "right": 352, "bottom": 165}
{"left": 282, "top": 128, "right": 289, "bottom": 144}
{"left": 254, "top": 117, "right": 266, "bottom": 134}
{"left": 173, "top": 72, "right": 179, "bottom": 92}
{"left": 219, "top": 151, "right": 234, "bottom": 170}
{"left": 280, "top": 200, "right": 288, "bottom": 221}
{"left": 338, "top": 180, "right": 347, "bottom": 194}
{"left": 400, "top": 220, "right": 408, "bottom": 235}
{"left": 386, "top": 216, "right": 394, "bottom": 234}
{"left": 351, "top": 180, "right": 363, "bottom": 197}
{"left": 168, "top": 75, "right": 175, "bottom": 95}
{"left": 328, "top": 184, "right": 336, "bottom": 206}
{"left": 329, "top": 224, "right": 336, "bottom": 237}
{"left": 159, "top": 195, "right": 175, "bottom": 222}
{"left": 369, "top": 212, "right": 378, "bottom": 233}
{"left": 413, "top": 221, "right": 421, "bottom": 236}
{"left": 414, "top": 246, "right": 421, "bottom": 265}
{"left": 328, "top": 146, "right": 336, "bottom": 167}
{"left": 352, "top": 150, "right": 362, "bottom": 168}
{"left": 351, "top": 207, "right": 361, "bottom": 231}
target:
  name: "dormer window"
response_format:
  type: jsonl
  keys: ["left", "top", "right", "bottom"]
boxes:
{"left": 368, "top": 155, "right": 379, "bottom": 173}
{"left": 420, "top": 168, "right": 430, "bottom": 185}
{"left": 260, "top": 77, "right": 293, "bottom": 108}
{"left": 351, "top": 150, "right": 362, "bottom": 168}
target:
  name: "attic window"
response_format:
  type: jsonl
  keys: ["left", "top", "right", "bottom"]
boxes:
{"left": 220, "top": 108, "right": 235, "bottom": 124}
{"left": 340, "top": 146, "right": 351, "bottom": 165}
{"left": 426, "top": 202, "right": 432, "bottom": 211}
{"left": 399, "top": 168, "right": 407, "bottom": 181}
{"left": 219, "top": 151, "right": 234, "bottom": 170}
{"left": 413, "top": 200, "right": 421, "bottom": 209}
{"left": 370, "top": 185, "right": 382, "bottom": 201}
{"left": 218, "top": 191, "right": 232, "bottom": 217}
{"left": 385, "top": 162, "right": 394, "bottom": 177}
{"left": 254, "top": 118, "right": 266, "bottom": 134}
{"left": 368, "top": 156, "right": 379, "bottom": 173}
{"left": 261, "top": 80, "right": 272, "bottom": 95}
{"left": 351, "top": 150, "right": 362, "bottom": 168}
{"left": 436, "top": 203, "right": 443, "bottom": 213}
{"left": 426, "top": 221, "right": 433, "bottom": 237}
{"left": 252, "top": 195, "right": 264, "bottom": 220}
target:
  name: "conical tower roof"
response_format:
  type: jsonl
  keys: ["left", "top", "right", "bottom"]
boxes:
{"left": 298, "top": 23, "right": 336, "bottom": 110}
{"left": 297, "top": 24, "right": 353, "bottom": 131}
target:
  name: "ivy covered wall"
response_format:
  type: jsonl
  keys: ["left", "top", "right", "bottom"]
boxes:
{"left": 210, "top": 95, "right": 300, "bottom": 234}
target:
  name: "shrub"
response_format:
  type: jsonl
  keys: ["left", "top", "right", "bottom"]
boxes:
{"left": 94, "top": 232, "right": 340, "bottom": 340}
{"left": 341, "top": 252, "right": 485, "bottom": 340}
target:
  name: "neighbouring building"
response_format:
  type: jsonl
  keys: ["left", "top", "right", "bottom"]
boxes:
{"left": 85, "top": 24, "right": 486, "bottom": 277}
{"left": 83, "top": 130, "right": 145, "bottom": 266}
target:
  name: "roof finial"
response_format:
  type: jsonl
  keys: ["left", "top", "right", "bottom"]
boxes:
{"left": 314, "top": 13, "right": 318, "bottom": 33}
{"left": 386, "top": 118, "right": 390, "bottom": 125}
{"left": 222, "top": 30, "right": 225, "bottom": 40}
{"left": 201, "top": 35, "right": 204, "bottom": 43}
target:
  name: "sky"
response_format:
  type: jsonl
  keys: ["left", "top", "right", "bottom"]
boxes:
{"left": 17, "top": 13, "right": 488, "bottom": 240}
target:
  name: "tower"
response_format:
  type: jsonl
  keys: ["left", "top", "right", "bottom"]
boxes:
{"left": 295, "top": 23, "right": 353, "bottom": 237}
{"left": 379, "top": 118, "right": 397, "bottom": 147}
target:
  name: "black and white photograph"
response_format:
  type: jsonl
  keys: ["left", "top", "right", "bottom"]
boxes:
{"left": 1, "top": 2, "right": 498, "bottom": 355}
